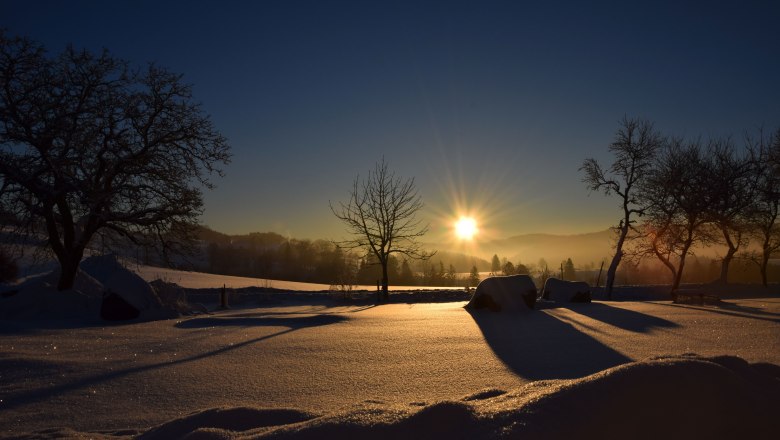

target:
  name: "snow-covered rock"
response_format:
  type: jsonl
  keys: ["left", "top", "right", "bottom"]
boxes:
{"left": 81, "top": 254, "right": 174, "bottom": 320}
{"left": 541, "top": 277, "right": 592, "bottom": 303}
{"left": 465, "top": 275, "right": 537, "bottom": 312}
{"left": 81, "top": 255, "right": 163, "bottom": 311}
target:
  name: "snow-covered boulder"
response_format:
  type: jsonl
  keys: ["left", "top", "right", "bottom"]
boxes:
{"left": 465, "top": 275, "right": 537, "bottom": 312}
{"left": 80, "top": 254, "right": 174, "bottom": 320}
{"left": 541, "top": 278, "right": 591, "bottom": 303}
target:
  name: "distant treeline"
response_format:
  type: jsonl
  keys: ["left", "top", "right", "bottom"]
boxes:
{"left": 199, "top": 229, "right": 492, "bottom": 287}
{"left": 193, "top": 228, "right": 779, "bottom": 288}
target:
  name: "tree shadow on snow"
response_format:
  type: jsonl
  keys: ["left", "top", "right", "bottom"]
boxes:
{"left": 2, "top": 314, "right": 347, "bottom": 411}
{"left": 468, "top": 309, "right": 631, "bottom": 380}
{"left": 655, "top": 301, "right": 780, "bottom": 324}
{"left": 225, "top": 304, "right": 376, "bottom": 318}
{"left": 560, "top": 302, "right": 679, "bottom": 332}
{"left": 174, "top": 314, "right": 347, "bottom": 329}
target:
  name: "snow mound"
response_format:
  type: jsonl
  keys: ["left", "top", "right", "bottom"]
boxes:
{"left": 20, "top": 355, "right": 775, "bottom": 439}
{"left": 0, "top": 255, "right": 177, "bottom": 321}
{"left": 0, "top": 269, "right": 103, "bottom": 320}
{"left": 247, "top": 355, "right": 780, "bottom": 439}
{"left": 137, "top": 407, "right": 317, "bottom": 439}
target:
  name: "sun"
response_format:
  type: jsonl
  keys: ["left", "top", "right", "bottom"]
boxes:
{"left": 454, "top": 217, "right": 478, "bottom": 240}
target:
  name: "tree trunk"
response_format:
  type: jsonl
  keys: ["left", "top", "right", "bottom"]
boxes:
{"left": 56, "top": 249, "right": 84, "bottom": 291}
{"left": 381, "top": 260, "right": 389, "bottom": 302}
{"left": 719, "top": 247, "right": 737, "bottom": 285}
{"left": 760, "top": 245, "right": 770, "bottom": 288}
{"left": 717, "top": 228, "right": 738, "bottom": 285}
{"left": 605, "top": 251, "right": 620, "bottom": 301}
{"left": 672, "top": 257, "right": 685, "bottom": 292}
{"left": 58, "top": 260, "right": 78, "bottom": 290}
{"left": 672, "top": 239, "right": 694, "bottom": 293}
{"left": 606, "top": 221, "right": 630, "bottom": 300}
{"left": 653, "top": 248, "right": 677, "bottom": 286}
{"left": 651, "top": 241, "right": 677, "bottom": 297}
{"left": 44, "top": 202, "right": 89, "bottom": 291}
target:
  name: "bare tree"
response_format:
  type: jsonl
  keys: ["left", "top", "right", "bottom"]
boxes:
{"left": 580, "top": 117, "right": 662, "bottom": 299}
{"left": 746, "top": 128, "right": 780, "bottom": 287}
{"left": 638, "top": 139, "right": 714, "bottom": 294}
{"left": 0, "top": 32, "right": 230, "bottom": 290}
{"left": 704, "top": 139, "right": 754, "bottom": 284}
{"left": 330, "top": 158, "right": 433, "bottom": 301}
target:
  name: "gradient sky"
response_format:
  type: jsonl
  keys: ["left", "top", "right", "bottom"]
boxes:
{"left": 4, "top": 1, "right": 780, "bottom": 244}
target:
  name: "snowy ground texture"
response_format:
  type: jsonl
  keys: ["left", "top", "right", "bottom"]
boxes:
{"left": 1, "top": 267, "right": 779, "bottom": 439}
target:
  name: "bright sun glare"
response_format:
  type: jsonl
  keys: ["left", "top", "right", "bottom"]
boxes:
{"left": 454, "top": 217, "right": 478, "bottom": 240}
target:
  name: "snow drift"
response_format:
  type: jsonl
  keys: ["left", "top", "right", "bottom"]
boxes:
{"left": 0, "top": 269, "right": 103, "bottom": 320}
{"left": 18, "top": 355, "right": 779, "bottom": 439}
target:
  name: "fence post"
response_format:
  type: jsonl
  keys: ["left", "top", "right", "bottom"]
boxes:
{"left": 221, "top": 283, "right": 228, "bottom": 309}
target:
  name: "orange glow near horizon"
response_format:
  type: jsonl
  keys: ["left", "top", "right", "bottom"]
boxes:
{"left": 454, "top": 217, "right": 478, "bottom": 240}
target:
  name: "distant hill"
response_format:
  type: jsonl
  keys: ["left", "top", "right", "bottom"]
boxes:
{"left": 415, "top": 250, "right": 492, "bottom": 273}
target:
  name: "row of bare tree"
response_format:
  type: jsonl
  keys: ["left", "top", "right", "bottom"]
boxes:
{"left": 582, "top": 117, "right": 780, "bottom": 298}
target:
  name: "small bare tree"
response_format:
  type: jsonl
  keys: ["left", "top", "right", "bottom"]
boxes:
{"left": 330, "top": 158, "right": 432, "bottom": 302}
{"left": 580, "top": 117, "right": 663, "bottom": 299}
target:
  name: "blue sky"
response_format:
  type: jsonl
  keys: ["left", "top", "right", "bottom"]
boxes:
{"left": 4, "top": 0, "right": 780, "bottom": 243}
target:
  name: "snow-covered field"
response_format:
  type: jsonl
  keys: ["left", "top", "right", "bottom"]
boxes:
{"left": 2, "top": 294, "right": 779, "bottom": 438}
{"left": 133, "top": 263, "right": 458, "bottom": 292}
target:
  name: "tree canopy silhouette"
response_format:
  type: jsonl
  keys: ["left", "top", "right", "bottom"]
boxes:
{"left": 637, "top": 139, "right": 715, "bottom": 292}
{"left": 0, "top": 32, "right": 230, "bottom": 290}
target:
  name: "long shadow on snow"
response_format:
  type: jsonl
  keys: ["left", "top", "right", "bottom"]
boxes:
{"left": 2, "top": 314, "right": 347, "bottom": 411}
{"left": 468, "top": 308, "right": 631, "bottom": 380}
{"left": 174, "top": 314, "right": 345, "bottom": 329}
{"left": 558, "top": 302, "right": 679, "bottom": 332}
{"left": 0, "top": 318, "right": 114, "bottom": 334}
{"left": 654, "top": 301, "right": 780, "bottom": 324}
{"left": 225, "top": 304, "right": 376, "bottom": 318}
